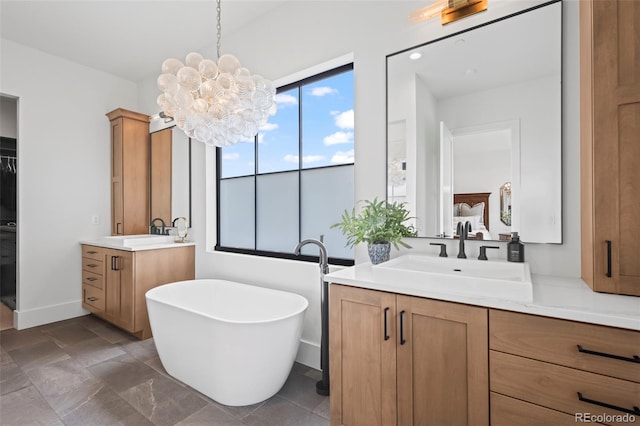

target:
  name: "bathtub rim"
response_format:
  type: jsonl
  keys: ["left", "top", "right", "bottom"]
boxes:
{"left": 146, "top": 279, "right": 309, "bottom": 325}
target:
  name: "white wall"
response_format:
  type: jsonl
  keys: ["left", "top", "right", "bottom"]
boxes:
{"left": 0, "top": 39, "right": 140, "bottom": 328}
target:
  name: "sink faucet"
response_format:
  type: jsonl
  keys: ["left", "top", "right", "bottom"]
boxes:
{"left": 150, "top": 217, "right": 167, "bottom": 235}
{"left": 294, "top": 237, "right": 329, "bottom": 277}
{"left": 457, "top": 220, "right": 472, "bottom": 259}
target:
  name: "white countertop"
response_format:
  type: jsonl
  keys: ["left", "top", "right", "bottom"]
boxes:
{"left": 81, "top": 235, "right": 196, "bottom": 251}
{"left": 324, "top": 261, "right": 640, "bottom": 331}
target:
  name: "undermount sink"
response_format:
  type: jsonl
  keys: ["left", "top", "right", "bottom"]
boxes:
{"left": 373, "top": 254, "right": 533, "bottom": 302}
{"left": 98, "top": 234, "right": 175, "bottom": 247}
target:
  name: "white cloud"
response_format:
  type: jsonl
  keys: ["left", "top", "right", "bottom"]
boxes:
{"left": 310, "top": 86, "right": 338, "bottom": 96}
{"left": 222, "top": 153, "right": 240, "bottom": 160}
{"left": 283, "top": 154, "right": 326, "bottom": 164}
{"left": 323, "top": 131, "right": 354, "bottom": 146}
{"left": 260, "top": 122, "right": 279, "bottom": 132}
{"left": 331, "top": 149, "right": 355, "bottom": 164}
{"left": 332, "top": 109, "right": 354, "bottom": 129}
{"left": 276, "top": 93, "right": 298, "bottom": 106}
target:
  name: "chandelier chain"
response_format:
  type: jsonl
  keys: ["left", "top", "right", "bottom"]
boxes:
{"left": 216, "top": 0, "right": 222, "bottom": 59}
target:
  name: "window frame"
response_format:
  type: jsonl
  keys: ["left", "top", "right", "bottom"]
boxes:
{"left": 215, "top": 63, "right": 355, "bottom": 266}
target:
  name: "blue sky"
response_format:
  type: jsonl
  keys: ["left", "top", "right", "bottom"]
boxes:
{"left": 220, "top": 70, "right": 354, "bottom": 178}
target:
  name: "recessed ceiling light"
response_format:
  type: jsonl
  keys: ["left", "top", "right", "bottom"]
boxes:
{"left": 409, "top": 52, "right": 422, "bottom": 60}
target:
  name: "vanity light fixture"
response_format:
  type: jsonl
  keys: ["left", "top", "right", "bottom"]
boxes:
{"left": 409, "top": 0, "right": 488, "bottom": 26}
{"left": 156, "top": 0, "right": 277, "bottom": 147}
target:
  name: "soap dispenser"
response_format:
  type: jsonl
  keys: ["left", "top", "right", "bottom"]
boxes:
{"left": 507, "top": 232, "right": 525, "bottom": 262}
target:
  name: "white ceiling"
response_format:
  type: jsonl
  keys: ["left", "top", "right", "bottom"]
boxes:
{"left": 0, "top": 0, "right": 288, "bottom": 83}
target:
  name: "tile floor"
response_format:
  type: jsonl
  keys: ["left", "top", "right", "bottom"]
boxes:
{"left": 0, "top": 315, "right": 329, "bottom": 425}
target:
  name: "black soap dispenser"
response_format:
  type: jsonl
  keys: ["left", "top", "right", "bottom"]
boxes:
{"left": 507, "top": 232, "right": 525, "bottom": 262}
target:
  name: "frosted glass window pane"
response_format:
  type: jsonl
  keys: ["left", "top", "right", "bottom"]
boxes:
{"left": 258, "top": 88, "right": 299, "bottom": 174}
{"left": 301, "top": 165, "right": 354, "bottom": 259}
{"left": 302, "top": 70, "right": 354, "bottom": 169}
{"left": 256, "top": 172, "right": 299, "bottom": 253}
{"left": 219, "top": 177, "right": 255, "bottom": 249}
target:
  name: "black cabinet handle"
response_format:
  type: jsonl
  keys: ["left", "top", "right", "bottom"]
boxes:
{"left": 399, "top": 310, "right": 406, "bottom": 345}
{"left": 606, "top": 240, "right": 612, "bottom": 277}
{"left": 86, "top": 277, "right": 97, "bottom": 282}
{"left": 87, "top": 264, "right": 97, "bottom": 268}
{"left": 577, "top": 392, "right": 640, "bottom": 415}
{"left": 383, "top": 307, "right": 390, "bottom": 341}
{"left": 87, "top": 250, "right": 97, "bottom": 254}
{"left": 111, "top": 256, "right": 120, "bottom": 271}
{"left": 86, "top": 297, "right": 98, "bottom": 302}
{"left": 577, "top": 345, "right": 640, "bottom": 363}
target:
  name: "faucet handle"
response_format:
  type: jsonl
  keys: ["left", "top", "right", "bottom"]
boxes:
{"left": 478, "top": 245, "right": 500, "bottom": 261}
{"left": 430, "top": 242, "right": 448, "bottom": 258}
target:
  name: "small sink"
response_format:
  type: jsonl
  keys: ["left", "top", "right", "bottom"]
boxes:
{"left": 373, "top": 254, "right": 533, "bottom": 302}
{"left": 98, "top": 234, "right": 175, "bottom": 247}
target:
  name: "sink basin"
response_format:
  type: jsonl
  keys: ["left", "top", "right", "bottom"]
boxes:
{"left": 373, "top": 254, "right": 533, "bottom": 302}
{"left": 98, "top": 234, "right": 175, "bottom": 247}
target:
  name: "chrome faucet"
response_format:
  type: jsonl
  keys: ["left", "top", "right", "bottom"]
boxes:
{"left": 294, "top": 237, "right": 329, "bottom": 277}
{"left": 150, "top": 217, "right": 167, "bottom": 235}
{"left": 457, "top": 220, "right": 472, "bottom": 259}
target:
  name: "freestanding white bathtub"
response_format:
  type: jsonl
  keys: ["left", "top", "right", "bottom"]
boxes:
{"left": 146, "top": 279, "right": 308, "bottom": 406}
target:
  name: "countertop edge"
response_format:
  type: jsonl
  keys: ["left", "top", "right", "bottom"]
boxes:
{"left": 80, "top": 240, "right": 196, "bottom": 251}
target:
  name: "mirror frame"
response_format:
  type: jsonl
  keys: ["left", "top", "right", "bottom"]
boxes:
{"left": 385, "top": 0, "right": 563, "bottom": 244}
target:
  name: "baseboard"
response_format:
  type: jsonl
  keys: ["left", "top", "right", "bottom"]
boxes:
{"left": 14, "top": 300, "right": 88, "bottom": 330}
{"left": 295, "top": 338, "right": 320, "bottom": 370}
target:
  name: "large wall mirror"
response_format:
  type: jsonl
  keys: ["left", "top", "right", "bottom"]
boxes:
{"left": 387, "top": 1, "right": 562, "bottom": 243}
{"left": 150, "top": 125, "right": 192, "bottom": 228}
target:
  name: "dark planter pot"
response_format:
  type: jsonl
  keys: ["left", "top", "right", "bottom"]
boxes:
{"left": 368, "top": 243, "right": 391, "bottom": 265}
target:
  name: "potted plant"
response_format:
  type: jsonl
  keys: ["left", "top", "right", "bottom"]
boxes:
{"left": 332, "top": 197, "right": 417, "bottom": 264}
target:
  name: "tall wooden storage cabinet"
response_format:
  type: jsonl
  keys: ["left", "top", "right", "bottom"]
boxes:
{"left": 580, "top": 0, "right": 640, "bottom": 296}
{"left": 106, "top": 108, "right": 150, "bottom": 236}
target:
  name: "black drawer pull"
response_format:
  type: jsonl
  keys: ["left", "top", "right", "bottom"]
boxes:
{"left": 399, "top": 310, "right": 406, "bottom": 345}
{"left": 383, "top": 307, "right": 390, "bottom": 341}
{"left": 577, "top": 345, "right": 640, "bottom": 363}
{"left": 86, "top": 263, "right": 97, "bottom": 268}
{"left": 87, "top": 250, "right": 98, "bottom": 254}
{"left": 86, "top": 277, "right": 97, "bottom": 282}
{"left": 577, "top": 392, "right": 640, "bottom": 415}
{"left": 86, "top": 297, "right": 98, "bottom": 302}
{"left": 606, "top": 240, "right": 612, "bottom": 278}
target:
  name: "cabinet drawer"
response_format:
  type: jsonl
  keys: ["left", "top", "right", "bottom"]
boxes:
{"left": 82, "top": 271, "right": 103, "bottom": 290}
{"left": 82, "top": 284, "right": 105, "bottom": 312}
{"left": 82, "top": 257, "right": 103, "bottom": 275}
{"left": 82, "top": 245, "right": 104, "bottom": 262}
{"left": 491, "top": 392, "right": 588, "bottom": 426}
{"left": 490, "top": 310, "right": 640, "bottom": 382}
{"left": 490, "top": 351, "right": 640, "bottom": 424}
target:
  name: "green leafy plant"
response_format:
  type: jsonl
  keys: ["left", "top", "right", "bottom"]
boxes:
{"left": 332, "top": 197, "right": 417, "bottom": 250}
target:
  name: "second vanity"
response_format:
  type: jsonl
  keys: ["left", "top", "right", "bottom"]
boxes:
{"left": 325, "top": 255, "right": 640, "bottom": 426}
{"left": 80, "top": 235, "right": 195, "bottom": 339}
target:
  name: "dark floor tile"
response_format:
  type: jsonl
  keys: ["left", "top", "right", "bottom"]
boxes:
{"left": 212, "top": 399, "right": 266, "bottom": 420}
{"left": 243, "top": 396, "right": 328, "bottom": 426}
{"left": 45, "top": 379, "right": 106, "bottom": 418}
{"left": 60, "top": 385, "right": 153, "bottom": 426}
{"left": 0, "top": 327, "right": 50, "bottom": 351}
{"left": 144, "top": 355, "right": 171, "bottom": 378}
{"left": 312, "top": 397, "right": 330, "bottom": 419}
{"left": 8, "top": 339, "right": 70, "bottom": 371}
{"left": 119, "top": 337, "right": 158, "bottom": 362}
{"left": 24, "top": 357, "right": 98, "bottom": 401}
{"left": 90, "top": 322, "right": 135, "bottom": 344}
{"left": 87, "top": 353, "right": 158, "bottom": 393}
{"left": 277, "top": 365, "right": 328, "bottom": 412}
{"left": 0, "top": 345, "right": 12, "bottom": 365}
{"left": 0, "top": 361, "right": 32, "bottom": 395}
{"left": 63, "top": 336, "right": 126, "bottom": 367}
{"left": 0, "top": 386, "right": 64, "bottom": 425}
{"left": 119, "top": 372, "right": 209, "bottom": 426}
{"left": 42, "top": 323, "right": 99, "bottom": 347}
{"left": 176, "top": 403, "right": 245, "bottom": 426}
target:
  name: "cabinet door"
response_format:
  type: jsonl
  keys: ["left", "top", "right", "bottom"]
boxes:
{"left": 581, "top": 0, "right": 640, "bottom": 295}
{"left": 111, "top": 118, "right": 124, "bottom": 235}
{"left": 104, "top": 249, "right": 135, "bottom": 332}
{"left": 330, "top": 284, "right": 397, "bottom": 426}
{"left": 396, "top": 295, "right": 488, "bottom": 426}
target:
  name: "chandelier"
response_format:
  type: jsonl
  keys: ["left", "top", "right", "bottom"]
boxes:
{"left": 156, "top": 0, "right": 277, "bottom": 147}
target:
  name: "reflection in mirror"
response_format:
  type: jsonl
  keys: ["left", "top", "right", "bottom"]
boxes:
{"left": 386, "top": 1, "right": 562, "bottom": 243}
{"left": 150, "top": 126, "right": 192, "bottom": 228}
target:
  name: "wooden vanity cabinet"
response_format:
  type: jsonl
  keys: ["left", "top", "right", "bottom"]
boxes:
{"left": 490, "top": 310, "right": 640, "bottom": 425}
{"left": 329, "top": 284, "right": 489, "bottom": 426}
{"left": 81, "top": 244, "right": 195, "bottom": 339}
{"left": 580, "top": 0, "right": 640, "bottom": 296}
{"left": 106, "top": 108, "right": 150, "bottom": 236}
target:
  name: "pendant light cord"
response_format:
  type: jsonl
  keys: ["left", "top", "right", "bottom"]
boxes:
{"left": 216, "top": 0, "right": 222, "bottom": 59}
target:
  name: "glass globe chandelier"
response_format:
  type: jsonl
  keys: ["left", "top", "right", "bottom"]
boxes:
{"left": 156, "top": 0, "right": 277, "bottom": 147}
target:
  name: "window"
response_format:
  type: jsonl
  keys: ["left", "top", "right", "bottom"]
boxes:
{"left": 216, "top": 64, "right": 354, "bottom": 264}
